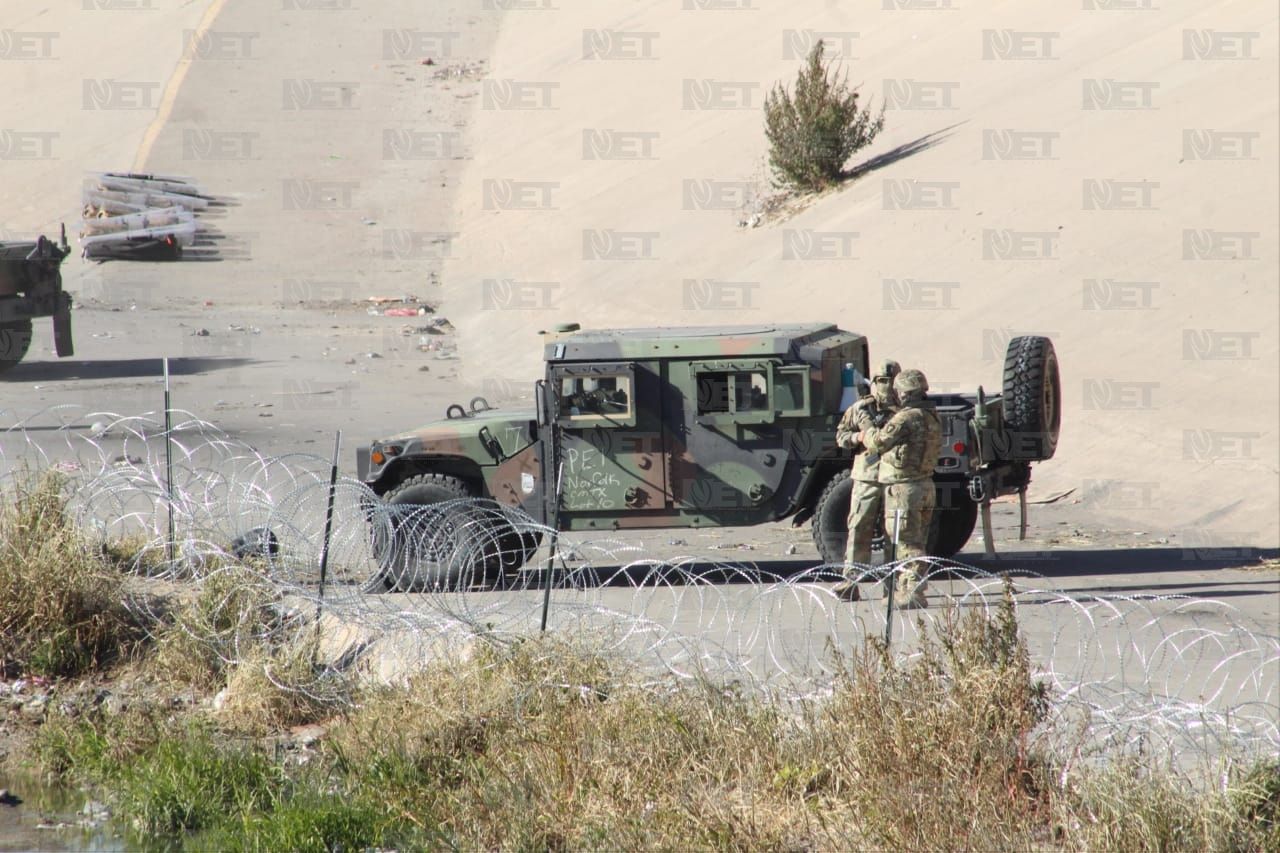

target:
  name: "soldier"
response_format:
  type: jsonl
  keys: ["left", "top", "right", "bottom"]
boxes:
{"left": 858, "top": 368, "right": 942, "bottom": 609}
{"left": 832, "top": 359, "right": 900, "bottom": 602}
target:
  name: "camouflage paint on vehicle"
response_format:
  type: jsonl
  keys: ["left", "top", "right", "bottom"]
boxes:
{"left": 358, "top": 323, "right": 1058, "bottom": 553}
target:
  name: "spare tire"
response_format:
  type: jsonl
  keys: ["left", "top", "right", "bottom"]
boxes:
{"left": 1001, "top": 335, "right": 1061, "bottom": 460}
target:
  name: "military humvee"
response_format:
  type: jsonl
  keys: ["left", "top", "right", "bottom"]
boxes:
{"left": 357, "top": 324, "right": 1061, "bottom": 590}
{"left": 0, "top": 228, "right": 74, "bottom": 372}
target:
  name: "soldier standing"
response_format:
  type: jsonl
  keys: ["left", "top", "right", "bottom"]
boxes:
{"left": 859, "top": 368, "right": 942, "bottom": 609}
{"left": 832, "top": 359, "right": 900, "bottom": 602}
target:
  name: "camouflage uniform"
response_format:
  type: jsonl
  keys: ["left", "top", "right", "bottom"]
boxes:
{"left": 861, "top": 369, "right": 942, "bottom": 609}
{"left": 832, "top": 360, "right": 900, "bottom": 602}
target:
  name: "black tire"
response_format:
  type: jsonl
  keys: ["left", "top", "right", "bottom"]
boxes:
{"left": 0, "top": 320, "right": 33, "bottom": 373}
{"left": 1001, "top": 336, "right": 1061, "bottom": 461}
{"left": 811, "top": 470, "right": 853, "bottom": 565}
{"left": 372, "top": 473, "right": 500, "bottom": 592}
{"left": 927, "top": 483, "right": 978, "bottom": 558}
{"left": 813, "top": 471, "right": 976, "bottom": 563}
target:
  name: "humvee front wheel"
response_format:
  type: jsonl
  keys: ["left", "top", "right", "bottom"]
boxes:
{"left": 810, "top": 469, "right": 854, "bottom": 566}
{"left": 0, "top": 320, "right": 33, "bottom": 373}
{"left": 370, "top": 473, "right": 502, "bottom": 592}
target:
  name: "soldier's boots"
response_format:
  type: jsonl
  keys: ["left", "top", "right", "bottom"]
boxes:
{"left": 895, "top": 571, "right": 929, "bottom": 610}
{"left": 832, "top": 580, "right": 862, "bottom": 602}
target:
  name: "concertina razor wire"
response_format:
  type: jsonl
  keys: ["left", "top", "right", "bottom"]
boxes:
{"left": 2, "top": 404, "right": 1276, "bottom": 770}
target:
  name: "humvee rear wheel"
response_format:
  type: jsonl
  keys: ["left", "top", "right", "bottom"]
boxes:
{"left": 926, "top": 486, "right": 978, "bottom": 558}
{"left": 813, "top": 471, "right": 978, "bottom": 563}
{"left": 1002, "top": 336, "right": 1061, "bottom": 460}
{"left": 811, "top": 470, "right": 853, "bottom": 566}
{"left": 0, "top": 320, "right": 33, "bottom": 373}
{"left": 371, "top": 473, "right": 503, "bottom": 592}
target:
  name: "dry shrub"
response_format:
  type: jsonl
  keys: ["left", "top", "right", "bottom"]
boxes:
{"left": 0, "top": 472, "right": 140, "bottom": 678}
{"left": 811, "top": 587, "right": 1053, "bottom": 849}
{"left": 151, "top": 563, "right": 282, "bottom": 690}
{"left": 324, "top": 588, "right": 1060, "bottom": 849}
{"left": 218, "top": 641, "right": 353, "bottom": 734}
{"left": 149, "top": 562, "right": 352, "bottom": 731}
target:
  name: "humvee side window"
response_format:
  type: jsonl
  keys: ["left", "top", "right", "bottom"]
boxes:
{"left": 696, "top": 370, "right": 768, "bottom": 416}
{"left": 558, "top": 374, "right": 632, "bottom": 422}
{"left": 773, "top": 366, "right": 809, "bottom": 416}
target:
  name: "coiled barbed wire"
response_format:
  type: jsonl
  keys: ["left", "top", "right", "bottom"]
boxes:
{"left": 2, "top": 405, "right": 1275, "bottom": 766}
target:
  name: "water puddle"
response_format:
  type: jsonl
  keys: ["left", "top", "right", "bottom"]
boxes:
{"left": 0, "top": 772, "right": 127, "bottom": 852}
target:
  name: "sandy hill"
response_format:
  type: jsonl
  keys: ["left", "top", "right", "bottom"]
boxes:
{"left": 443, "top": 0, "right": 1278, "bottom": 546}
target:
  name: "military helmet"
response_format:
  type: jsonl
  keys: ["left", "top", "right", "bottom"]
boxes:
{"left": 895, "top": 368, "right": 929, "bottom": 395}
{"left": 871, "top": 359, "right": 901, "bottom": 382}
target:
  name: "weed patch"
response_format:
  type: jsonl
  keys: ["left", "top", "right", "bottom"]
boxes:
{"left": 0, "top": 472, "right": 141, "bottom": 678}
